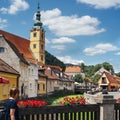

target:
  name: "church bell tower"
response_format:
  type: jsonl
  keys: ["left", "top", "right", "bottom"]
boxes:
{"left": 30, "top": 3, "right": 45, "bottom": 64}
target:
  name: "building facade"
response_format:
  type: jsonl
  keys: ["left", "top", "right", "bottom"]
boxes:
{"left": 0, "top": 59, "right": 19, "bottom": 100}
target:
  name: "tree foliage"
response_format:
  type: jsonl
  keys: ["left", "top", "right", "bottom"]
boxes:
{"left": 115, "top": 72, "right": 120, "bottom": 77}
{"left": 81, "top": 62, "right": 114, "bottom": 84}
{"left": 93, "top": 74, "right": 101, "bottom": 84}
{"left": 73, "top": 74, "right": 84, "bottom": 83}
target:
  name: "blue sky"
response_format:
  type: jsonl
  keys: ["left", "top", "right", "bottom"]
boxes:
{"left": 0, "top": 0, "right": 120, "bottom": 73}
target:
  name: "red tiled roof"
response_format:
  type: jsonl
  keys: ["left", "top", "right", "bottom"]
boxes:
{"left": 45, "top": 65, "right": 62, "bottom": 71}
{"left": 0, "top": 58, "right": 19, "bottom": 75}
{"left": 45, "top": 67, "right": 60, "bottom": 80}
{"left": 104, "top": 72, "right": 118, "bottom": 85}
{"left": 65, "top": 66, "right": 81, "bottom": 73}
{"left": 0, "top": 30, "right": 36, "bottom": 64}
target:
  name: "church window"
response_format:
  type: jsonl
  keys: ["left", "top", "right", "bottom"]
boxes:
{"left": 41, "top": 30, "right": 44, "bottom": 39}
{"left": 0, "top": 47, "right": 5, "bottom": 53}
{"left": 33, "top": 44, "right": 36, "bottom": 48}
{"left": 33, "top": 32, "right": 37, "bottom": 37}
{"left": 41, "top": 55, "right": 43, "bottom": 61}
{"left": 41, "top": 44, "right": 43, "bottom": 51}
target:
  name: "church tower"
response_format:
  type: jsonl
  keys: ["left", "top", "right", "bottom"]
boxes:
{"left": 30, "top": 3, "right": 45, "bottom": 64}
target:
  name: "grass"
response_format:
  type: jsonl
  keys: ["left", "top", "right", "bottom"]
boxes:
{"left": 37, "top": 91, "right": 83, "bottom": 105}
{"left": 52, "top": 94, "right": 84, "bottom": 105}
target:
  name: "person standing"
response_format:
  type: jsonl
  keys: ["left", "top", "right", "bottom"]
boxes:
{"left": 6, "top": 87, "right": 19, "bottom": 120}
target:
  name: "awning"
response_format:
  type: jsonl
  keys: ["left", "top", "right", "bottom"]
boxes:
{"left": 0, "top": 76, "right": 9, "bottom": 84}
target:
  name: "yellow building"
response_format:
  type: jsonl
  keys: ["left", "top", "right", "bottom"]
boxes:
{"left": 0, "top": 59, "right": 19, "bottom": 100}
{"left": 38, "top": 67, "right": 47, "bottom": 95}
{"left": 30, "top": 4, "right": 45, "bottom": 64}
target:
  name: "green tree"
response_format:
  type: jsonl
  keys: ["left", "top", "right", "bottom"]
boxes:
{"left": 73, "top": 74, "right": 84, "bottom": 83}
{"left": 45, "top": 51, "right": 66, "bottom": 71}
{"left": 115, "top": 72, "right": 120, "bottom": 77}
{"left": 102, "top": 62, "right": 114, "bottom": 74}
{"left": 93, "top": 74, "right": 101, "bottom": 84}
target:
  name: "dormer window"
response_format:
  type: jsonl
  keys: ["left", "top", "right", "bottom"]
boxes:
{"left": 0, "top": 47, "right": 5, "bottom": 53}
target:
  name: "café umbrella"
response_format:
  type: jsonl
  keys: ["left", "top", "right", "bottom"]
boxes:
{"left": 0, "top": 76, "right": 9, "bottom": 84}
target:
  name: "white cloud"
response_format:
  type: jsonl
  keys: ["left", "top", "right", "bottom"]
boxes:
{"left": 115, "top": 52, "right": 120, "bottom": 55}
{"left": 51, "top": 45, "right": 66, "bottom": 50}
{"left": 52, "top": 37, "right": 76, "bottom": 44}
{"left": 41, "top": 8, "right": 105, "bottom": 37}
{"left": 0, "top": 18, "right": 7, "bottom": 29}
{"left": 0, "top": 0, "right": 29, "bottom": 14}
{"left": 57, "top": 55, "right": 84, "bottom": 64}
{"left": 77, "top": 0, "right": 120, "bottom": 9}
{"left": 83, "top": 43, "right": 119, "bottom": 56}
{"left": 0, "top": 7, "right": 8, "bottom": 14}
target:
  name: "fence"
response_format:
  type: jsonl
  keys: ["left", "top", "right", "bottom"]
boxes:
{"left": 19, "top": 104, "right": 100, "bottom": 120}
{"left": 114, "top": 103, "right": 120, "bottom": 120}
{"left": 0, "top": 94, "right": 120, "bottom": 120}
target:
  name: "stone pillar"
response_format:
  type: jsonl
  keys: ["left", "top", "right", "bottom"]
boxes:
{"left": 98, "top": 95, "right": 116, "bottom": 120}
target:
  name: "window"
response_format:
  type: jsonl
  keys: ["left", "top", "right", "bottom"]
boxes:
{"left": 33, "top": 44, "right": 36, "bottom": 48}
{"left": 102, "top": 77, "right": 107, "bottom": 84}
{"left": 0, "top": 47, "right": 5, "bottom": 53}
{"left": 42, "top": 30, "right": 44, "bottom": 39}
{"left": 8, "top": 84, "right": 10, "bottom": 95}
{"left": 30, "top": 83, "right": 32, "bottom": 89}
{"left": 33, "top": 32, "right": 37, "bottom": 37}
{"left": 43, "top": 84, "right": 45, "bottom": 91}
{"left": 38, "top": 84, "right": 40, "bottom": 90}
{"left": 41, "top": 44, "right": 43, "bottom": 51}
{"left": 41, "top": 55, "right": 43, "bottom": 61}
{"left": 2, "top": 85, "right": 6, "bottom": 95}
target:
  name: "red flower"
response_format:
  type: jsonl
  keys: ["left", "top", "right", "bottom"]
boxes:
{"left": 117, "top": 98, "right": 120, "bottom": 103}
{"left": 17, "top": 100, "right": 47, "bottom": 107}
{"left": 59, "top": 96, "right": 86, "bottom": 105}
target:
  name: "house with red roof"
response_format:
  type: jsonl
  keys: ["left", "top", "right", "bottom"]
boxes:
{"left": 44, "top": 65, "right": 74, "bottom": 94}
{"left": 98, "top": 72, "right": 120, "bottom": 91}
{"left": 0, "top": 4, "right": 74, "bottom": 98}
{"left": 0, "top": 59, "right": 19, "bottom": 100}
{"left": 65, "top": 65, "right": 82, "bottom": 79}
{"left": 0, "top": 30, "right": 39, "bottom": 98}
{"left": 0, "top": 5, "right": 45, "bottom": 98}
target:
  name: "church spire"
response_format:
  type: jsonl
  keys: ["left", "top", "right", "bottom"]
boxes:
{"left": 38, "top": 1, "right": 40, "bottom": 10}
{"left": 33, "top": 2, "right": 43, "bottom": 29}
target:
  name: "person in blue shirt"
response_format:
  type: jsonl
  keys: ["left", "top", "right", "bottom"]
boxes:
{"left": 6, "top": 87, "right": 19, "bottom": 120}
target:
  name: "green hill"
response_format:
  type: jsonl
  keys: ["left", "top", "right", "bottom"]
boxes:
{"left": 45, "top": 51, "right": 66, "bottom": 71}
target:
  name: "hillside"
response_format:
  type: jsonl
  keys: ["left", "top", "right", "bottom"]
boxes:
{"left": 45, "top": 51, "right": 66, "bottom": 71}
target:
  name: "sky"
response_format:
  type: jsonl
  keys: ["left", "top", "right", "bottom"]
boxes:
{"left": 0, "top": 0, "right": 120, "bottom": 73}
